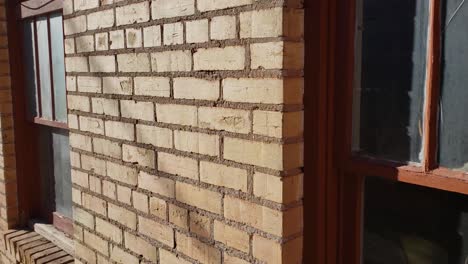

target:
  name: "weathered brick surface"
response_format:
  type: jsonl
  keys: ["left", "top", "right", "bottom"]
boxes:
{"left": 63, "top": 0, "right": 304, "bottom": 263}
{"left": 0, "top": 229, "right": 74, "bottom": 264}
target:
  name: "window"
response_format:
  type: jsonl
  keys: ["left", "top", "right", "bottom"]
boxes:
{"left": 315, "top": 0, "right": 468, "bottom": 262}
{"left": 350, "top": 0, "right": 468, "bottom": 262}
{"left": 20, "top": 0, "right": 71, "bottom": 234}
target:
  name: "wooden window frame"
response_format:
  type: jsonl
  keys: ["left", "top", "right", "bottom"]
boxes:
{"left": 7, "top": 0, "right": 72, "bottom": 235}
{"left": 304, "top": 0, "right": 468, "bottom": 263}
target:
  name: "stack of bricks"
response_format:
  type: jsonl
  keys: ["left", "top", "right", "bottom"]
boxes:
{"left": 65, "top": 0, "right": 304, "bottom": 263}
{"left": 0, "top": 0, "right": 18, "bottom": 232}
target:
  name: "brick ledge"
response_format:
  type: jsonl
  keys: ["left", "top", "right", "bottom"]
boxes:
{"left": 0, "top": 229, "right": 74, "bottom": 264}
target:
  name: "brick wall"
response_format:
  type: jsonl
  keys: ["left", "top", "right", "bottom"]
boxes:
{"left": 0, "top": 0, "right": 18, "bottom": 232}
{"left": 65, "top": 0, "right": 304, "bottom": 263}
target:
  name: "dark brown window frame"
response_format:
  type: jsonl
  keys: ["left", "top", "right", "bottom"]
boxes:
{"left": 7, "top": 0, "right": 72, "bottom": 235}
{"left": 304, "top": 0, "right": 468, "bottom": 263}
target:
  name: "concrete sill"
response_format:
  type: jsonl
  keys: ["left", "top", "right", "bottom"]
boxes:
{"left": 30, "top": 222, "right": 74, "bottom": 257}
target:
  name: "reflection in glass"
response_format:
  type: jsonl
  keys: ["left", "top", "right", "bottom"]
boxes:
{"left": 50, "top": 14, "right": 67, "bottom": 123}
{"left": 22, "top": 19, "right": 38, "bottom": 119}
{"left": 363, "top": 177, "right": 468, "bottom": 264}
{"left": 36, "top": 16, "right": 53, "bottom": 120}
{"left": 353, "top": 0, "right": 429, "bottom": 163}
{"left": 52, "top": 130, "right": 72, "bottom": 218}
{"left": 39, "top": 127, "right": 72, "bottom": 219}
{"left": 439, "top": 0, "right": 468, "bottom": 171}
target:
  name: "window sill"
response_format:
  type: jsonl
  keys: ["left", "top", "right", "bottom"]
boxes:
{"left": 0, "top": 228, "right": 73, "bottom": 264}
{"left": 30, "top": 221, "right": 74, "bottom": 257}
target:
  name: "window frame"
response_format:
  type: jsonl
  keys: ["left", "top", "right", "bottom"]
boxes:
{"left": 21, "top": 0, "right": 68, "bottom": 129}
{"left": 340, "top": 0, "right": 468, "bottom": 194}
{"left": 304, "top": 0, "right": 468, "bottom": 263}
{"left": 13, "top": 0, "right": 72, "bottom": 235}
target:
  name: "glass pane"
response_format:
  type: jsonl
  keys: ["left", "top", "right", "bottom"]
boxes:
{"left": 363, "top": 177, "right": 468, "bottom": 264}
{"left": 52, "top": 130, "right": 72, "bottom": 218}
{"left": 36, "top": 16, "right": 53, "bottom": 120}
{"left": 38, "top": 126, "right": 54, "bottom": 217}
{"left": 38, "top": 127, "right": 72, "bottom": 219}
{"left": 352, "top": 0, "right": 429, "bottom": 163}
{"left": 50, "top": 14, "right": 67, "bottom": 123}
{"left": 439, "top": 0, "right": 468, "bottom": 171}
{"left": 22, "top": 19, "right": 39, "bottom": 119}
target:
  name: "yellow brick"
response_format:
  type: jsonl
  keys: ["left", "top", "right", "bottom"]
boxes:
{"left": 93, "top": 138, "right": 122, "bottom": 159}
{"left": 223, "top": 78, "right": 303, "bottom": 104}
{"left": 81, "top": 155, "right": 106, "bottom": 175}
{"left": 73, "top": 207, "right": 94, "bottom": 229}
{"left": 252, "top": 235, "right": 303, "bottom": 264}
{"left": 176, "top": 182, "right": 222, "bottom": 214}
{"left": 169, "top": 204, "right": 188, "bottom": 230}
{"left": 176, "top": 232, "right": 221, "bottom": 264}
{"left": 89, "top": 55, "right": 116, "bottom": 73}
{"left": 82, "top": 193, "right": 107, "bottom": 216}
{"left": 198, "top": 107, "right": 250, "bottom": 134}
{"left": 106, "top": 162, "right": 138, "bottom": 186}
{"left": 253, "top": 173, "right": 303, "bottom": 203}
{"left": 151, "top": 50, "right": 192, "bottom": 72}
{"left": 240, "top": 8, "right": 282, "bottom": 38}
{"left": 138, "top": 216, "right": 174, "bottom": 247}
{"left": 224, "top": 254, "right": 250, "bottom": 264}
{"left": 102, "top": 180, "right": 116, "bottom": 199}
{"left": 197, "top": 0, "right": 251, "bottom": 11}
{"left": 214, "top": 221, "right": 249, "bottom": 253}
{"left": 159, "top": 249, "right": 191, "bottom": 264}
{"left": 174, "top": 130, "right": 219, "bottom": 156}
{"left": 158, "top": 152, "right": 198, "bottom": 180}
{"left": 104, "top": 121, "right": 134, "bottom": 141}
{"left": 223, "top": 137, "right": 303, "bottom": 170}
{"left": 138, "top": 171, "right": 175, "bottom": 198}
{"left": 71, "top": 169, "right": 88, "bottom": 188}
{"left": 115, "top": 2, "right": 150, "bottom": 26}
{"left": 122, "top": 144, "right": 155, "bottom": 168}
{"left": 108, "top": 203, "right": 137, "bottom": 230}
{"left": 89, "top": 175, "right": 102, "bottom": 194}
{"left": 126, "top": 28, "right": 141, "bottom": 48}
{"left": 110, "top": 245, "right": 139, "bottom": 264}
{"left": 134, "top": 76, "right": 170, "bottom": 97}
{"left": 84, "top": 230, "right": 109, "bottom": 256}
{"left": 72, "top": 188, "right": 82, "bottom": 205}
{"left": 224, "top": 196, "right": 302, "bottom": 236}
{"left": 200, "top": 161, "right": 248, "bottom": 192}
{"left": 194, "top": 46, "right": 245, "bottom": 71}
{"left": 124, "top": 232, "right": 157, "bottom": 262}
{"left": 96, "top": 217, "right": 122, "bottom": 243}
{"left": 77, "top": 76, "right": 101, "bottom": 92}
{"left": 136, "top": 124, "right": 172, "bottom": 148}
{"left": 189, "top": 212, "right": 211, "bottom": 239}
{"left": 156, "top": 104, "right": 197, "bottom": 126}
{"left": 117, "top": 185, "right": 132, "bottom": 205}
{"left": 103, "top": 77, "right": 132, "bottom": 95}
{"left": 149, "top": 197, "right": 167, "bottom": 220}
{"left": 75, "top": 225, "right": 84, "bottom": 242}
{"left": 92, "top": 98, "right": 119, "bottom": 116}
{"left": 70, "top": 133, "right": 92, "bottom": 152}
{"left": 75, "top": 242, "right": 97, "bottom": 264}
{"left": 253, "top": 111, "right": 303, "bottom": 138}
{"left": 173, "top": 77, "right": 219, "bottom": 100}
{"left": 79, "top": 116, "right": 104, "bottom": 135}
{"left": 152, "top": 0, "right": 195, "bottom": 19}
{"left": 132, "top": 191, "right": 148, "bottom": 213}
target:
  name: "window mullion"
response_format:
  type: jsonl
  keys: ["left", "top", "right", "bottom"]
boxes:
{"left": 46, "top": 14, "right": 56, "bottom": 121}
{"left": 32, "top": 17, "right": 42, "bottom": 118}
{"left": 423, "top": 0, "right": 442, "bottom": 172}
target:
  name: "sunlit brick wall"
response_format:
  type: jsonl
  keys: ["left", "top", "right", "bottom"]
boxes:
{"left": 65, "top": 0, "right": 304, "bottom": 263}
{"left": 0, "top": 0, "right": 18, "bottom": 232}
